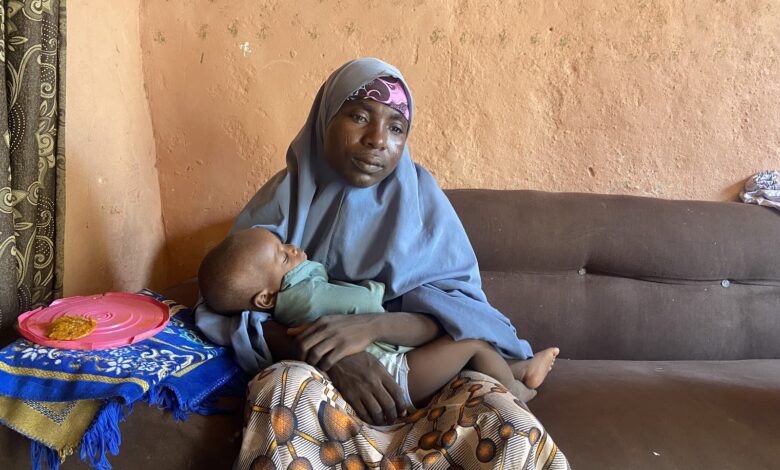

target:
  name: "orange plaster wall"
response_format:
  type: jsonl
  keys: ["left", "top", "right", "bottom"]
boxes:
{"left": 64, "top": 1, "right": 167, "bottom": 295}
{"left": 139, "top": 0, "right": 780, "bottom": 286}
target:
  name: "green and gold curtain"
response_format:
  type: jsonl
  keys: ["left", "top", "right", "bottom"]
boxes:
{"left": 0, "top": 0, "right": 65, "bottom": 341}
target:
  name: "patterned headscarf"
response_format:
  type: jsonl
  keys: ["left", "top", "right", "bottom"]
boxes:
{"left": 347, "top": 76, "right": 410, "bottom": 121}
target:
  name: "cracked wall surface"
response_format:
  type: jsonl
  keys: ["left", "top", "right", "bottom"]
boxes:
{"left": 140, "top": 0, "right": 780, "bottom": 285}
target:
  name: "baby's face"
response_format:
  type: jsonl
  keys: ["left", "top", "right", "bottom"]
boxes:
{"left": 250, "top": 229, "right": 307, "bottom": 290}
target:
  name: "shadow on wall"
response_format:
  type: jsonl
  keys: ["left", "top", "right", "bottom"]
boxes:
{"left": 719, "top": 180, "right": 745, "bottom": 202}
{"left": 162, "top": 219, "right": 234, "bottom": 294}
{"left": 65, "top": 151, "right": 169, "bottom": 298}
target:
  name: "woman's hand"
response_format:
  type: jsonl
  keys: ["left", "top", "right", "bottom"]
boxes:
{"left": 327, "top": 351, "right": 407, "bottom": 425}
{"left": 288, "top": 314, "right": 380, "bottom": 371}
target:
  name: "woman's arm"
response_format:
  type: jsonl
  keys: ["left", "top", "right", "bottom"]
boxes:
{"left": 289, "top": 311, "right": 443, "bottom": 369}
{"left": 264, "top": 310, "right": 444, "bottom": 358}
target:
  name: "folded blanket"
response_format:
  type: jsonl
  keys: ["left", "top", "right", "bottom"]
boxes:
{"left": 0, "top": 289, "right": 246, "bottom": 470}
{"left": 741, "top": 170, "right": 780, "bottom": 211}
{"left": 0, "top": 396, "right": 101, "bottom": 466}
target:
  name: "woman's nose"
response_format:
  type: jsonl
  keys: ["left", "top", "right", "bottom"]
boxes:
{"left": 362, "top": 122, "right": 387, "bottom": 150}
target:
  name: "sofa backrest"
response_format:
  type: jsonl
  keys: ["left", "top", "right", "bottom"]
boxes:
{"left": 446, "top": 189, "right": 780, "bottom": 360}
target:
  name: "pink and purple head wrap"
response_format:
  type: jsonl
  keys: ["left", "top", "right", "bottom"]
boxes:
{"left": 347, "top": 76, "right": 410, "bottom": 121}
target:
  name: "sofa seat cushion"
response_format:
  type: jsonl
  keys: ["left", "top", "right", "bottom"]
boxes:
{"left": 531, "top": 359, "right": 780, "bottom": 470}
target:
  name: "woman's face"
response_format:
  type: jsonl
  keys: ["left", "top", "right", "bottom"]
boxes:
{"left": 323, "top": 99, "right": 409, "bottom": 188}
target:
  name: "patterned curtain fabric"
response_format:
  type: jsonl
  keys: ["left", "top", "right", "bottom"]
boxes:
{"left": 0, "top": 0, "right": 66, "bottom": 340}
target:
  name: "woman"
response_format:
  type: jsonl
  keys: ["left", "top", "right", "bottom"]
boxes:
{"left": 197, "top": 58, "right": 569, "bottom": 469}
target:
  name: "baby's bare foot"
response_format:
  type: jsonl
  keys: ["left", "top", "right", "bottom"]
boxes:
{"left": 509, "top": 347, "right": 560, "bottom": 389}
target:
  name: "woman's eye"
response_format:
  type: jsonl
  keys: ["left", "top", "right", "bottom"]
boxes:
{"left": 351, "top": 114, "right": 367, "bottom": 123}
{"left": 284, "top": 254, "right": 289, "bottom": 263}
{"left": 390, "top": 125, "right": 404, "bottom": 134}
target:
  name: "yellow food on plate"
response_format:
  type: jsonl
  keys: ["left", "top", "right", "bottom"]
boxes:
{"left": 47, "top": 316, "right": 97, "bottom": 340}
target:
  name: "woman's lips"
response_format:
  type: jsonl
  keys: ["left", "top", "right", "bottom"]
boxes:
{"left": 351, "top": 155, "right": 384, "bottom": 174}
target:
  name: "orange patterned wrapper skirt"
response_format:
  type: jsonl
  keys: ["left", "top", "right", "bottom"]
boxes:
{"left": 235, "top": 361, "right": 570, "bottom": 470}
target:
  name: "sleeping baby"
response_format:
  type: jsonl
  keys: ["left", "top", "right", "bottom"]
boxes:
{"left": 198, "top": 227, "right": 556, "bottom": 411}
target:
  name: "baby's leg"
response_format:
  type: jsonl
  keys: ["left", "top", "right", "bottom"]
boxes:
{"left": 406, "top": 337, "right": 528, "bottom": 406}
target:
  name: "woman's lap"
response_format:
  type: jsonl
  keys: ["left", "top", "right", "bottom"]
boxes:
{"left": 235, "top": 361, "right": 569, "bottom": 469}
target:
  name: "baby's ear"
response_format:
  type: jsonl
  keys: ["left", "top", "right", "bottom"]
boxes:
{"left": 252, "top": 289, "right": 277, "bottom": 311}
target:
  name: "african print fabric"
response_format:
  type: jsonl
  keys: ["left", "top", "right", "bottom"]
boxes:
{"left": 236, "top": 361, "right": 570, "bottom": 469}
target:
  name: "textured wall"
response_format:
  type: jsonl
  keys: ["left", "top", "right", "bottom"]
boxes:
{"left": 64, "top": 1, "right": 167, "bottom": 295}
{"left": 140, "top": 0, "right": 780, "bottom": 285}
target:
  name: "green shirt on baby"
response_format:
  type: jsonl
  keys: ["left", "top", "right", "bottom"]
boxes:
{"left": 274, "top": 260, "right": 412, "bottom": 358}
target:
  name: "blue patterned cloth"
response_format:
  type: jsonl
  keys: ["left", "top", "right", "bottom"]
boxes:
{"left": 0, "top": 289, "right": 245, "bottom": 470}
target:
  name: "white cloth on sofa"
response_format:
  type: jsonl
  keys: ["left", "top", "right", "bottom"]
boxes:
{"left": 741, "top": 170, "right": 780, "bottom": 211}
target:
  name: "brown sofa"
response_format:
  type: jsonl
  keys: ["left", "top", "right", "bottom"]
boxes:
{"left": 2, "top": 189, "right": 779, "bottom": 469}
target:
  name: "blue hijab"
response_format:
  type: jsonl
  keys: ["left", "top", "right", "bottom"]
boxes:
{"left": 196, "top": 58, "right": 533, "bottom": 375}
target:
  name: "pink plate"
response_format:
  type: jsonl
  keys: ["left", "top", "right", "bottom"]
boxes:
{"left": 17, "top": 293, "right": 171, "bottom": 350}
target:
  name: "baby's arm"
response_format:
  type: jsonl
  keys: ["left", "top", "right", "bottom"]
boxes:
{"left": 325, "top": 280, "right": 386, "bottom": 314}
{"left": 321, "top": 279, "right": 450, "bottom": 348}
{"left": 274, "top": 277, "right": 385, "bottom": 327}
{"left": 302, "top": 279, "right": 385, "bottom": 315}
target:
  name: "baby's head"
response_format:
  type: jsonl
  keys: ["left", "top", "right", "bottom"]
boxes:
{"left": 198, "top": 228, "right": 307, "bottom": 314}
